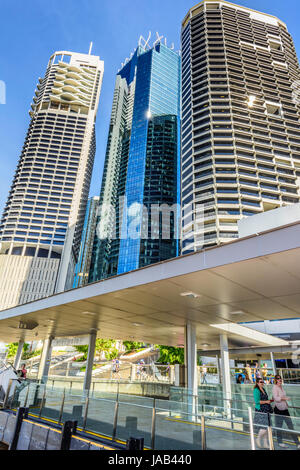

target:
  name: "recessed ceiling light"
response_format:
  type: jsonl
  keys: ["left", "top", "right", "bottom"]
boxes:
{"left": 82, "top": 311, "right": 96, "bottom": 316}
{"left": 202, "top": 343, "right": 210, "bottom": 348}
{"left": 132, "top": 322, "right": 143, "bottom": 327}
{"left": 230, "top": 310, "right": 246, "bottom": 315}
{"left": 180, "top": 292, "right": 202, "bottom": 299}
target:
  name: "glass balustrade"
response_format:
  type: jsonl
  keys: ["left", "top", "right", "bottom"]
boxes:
{"left": 6, "top": 380, "right": 300, "bottom": 450}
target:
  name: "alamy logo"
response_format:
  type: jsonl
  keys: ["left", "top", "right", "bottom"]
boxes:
{"left": 0, "top": 81, "right": 6, "bottom": 104}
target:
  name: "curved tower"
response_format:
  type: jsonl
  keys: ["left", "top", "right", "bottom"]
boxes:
{"left": 181, "top": 0, "right": 300, "bottom": 254}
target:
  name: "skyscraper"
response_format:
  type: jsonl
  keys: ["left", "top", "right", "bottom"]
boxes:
{"left": 181, "top": 0, "right": 300, "bottom": 255}
{"left": 89, "top": 36, "right": 181, "bottom": 281}
{"left": 0, "top": 50, "right": 104, "bottom": 310}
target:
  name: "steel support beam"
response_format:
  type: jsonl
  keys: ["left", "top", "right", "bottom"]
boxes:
{"left": 270, "top": 351, "right": 277, "bottom": 375}
{"left": 13, "top": 340, "right": 24, "bottom": 371}
{"left": 83, "top": 329, "right": 97, "bottom": 392}
{"left": 184, "top": 322, "right": 198, "bottom": 419}
{"left": 199, "top": 344, "right": 297, "bottom": 356}
{"left": 37, "top": 336, "right": 54, "bottom": 382}
{"left": 220, "top": 334, "right": 232, "bottom": 415}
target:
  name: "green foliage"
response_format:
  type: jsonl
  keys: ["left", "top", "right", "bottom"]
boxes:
{"left": 74, "top": 339, "right": 118, "bottom": 361}
{"left": 6, "top": 343, "right": 19, "bottom": 359}
{"left": 106, "top": 347, "right": 118, "bottom": 360}
{"left": 6, "top": 342, "right": 42, "bottom": 361}
{"left": 80, "top": 365, "right": 97, "bottom": 372}
{"left": 22, "top": 349, "right": 42, "bottom": 360}
{"left": 74, "top": 345, "right": 89, "bottom": 360}
{"left": 95, "top": 339, "right": 115, "bottom": 356}
{"left": 75, "top": 356, "right": 87, "bottom": 362}
{"left": 156, "top": 345, "right": 202, "bottom": 366}
{"left": 157, "top": 345, "right": 185, "bottom": 365}
{"left": 123, "top": 341, "right": 145, "bottom": 352}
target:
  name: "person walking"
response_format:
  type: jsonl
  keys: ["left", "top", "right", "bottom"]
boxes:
{"left": 245, "top": 364, "right": 253, "bottom": 383}
{"left": 262, "top": 363, "right": 270, "bottom": 384}
{"left": 253, "top": 377, "right": 273, "bottom": 449}
{"left": 272, "top": 375, "right": 300, "bottom": 449}
{"left": 20, "top": 364, "right": 27, "bottom": 379}
{"left": 244, "top": 372, "right": 252, "bottom": 384}
{"left": 201, "top": 365, "right": 207, "bottom": 384}
{"left": 254, "top": 362, "right": 262, "bottom": 380}
{"left": 112, "top": 359, "right": 120, "bottom": 379}
{"left": 236, "top": 374, "right": 244, "bottom": 384}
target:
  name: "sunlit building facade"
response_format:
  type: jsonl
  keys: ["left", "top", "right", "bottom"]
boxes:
{"left": 90, "top": 38, "right": 181, "bottom": 281}
{"left": 181, "top": 0, "right": 300, "bottom": 254}
{"left": 0, "top": 50, "right": 104, "bottom": 310}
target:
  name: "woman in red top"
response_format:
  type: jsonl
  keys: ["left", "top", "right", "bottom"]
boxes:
{"left": 20, "top": 364, "right": 27, "bottom": 379}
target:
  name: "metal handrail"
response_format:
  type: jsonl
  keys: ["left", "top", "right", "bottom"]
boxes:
{"left": 151, "top": 399, "right": 156, "bottom": 450}
{"left": 10, "top": 382, "right": 300, "bottom": 451}
{"left": 248, "top": 408, "right": 256, "bottom": 450}
{"left": 21, "top": 383, "right": 300, "bottom": 417}
{"left": 170, "top": 392, "right": 300, "bottom": 412}
{"left": 201, "top": 415, "right": 206, "bottom": 450}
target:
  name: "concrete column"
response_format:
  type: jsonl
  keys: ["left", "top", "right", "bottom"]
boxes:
{"left": 216, "top": 354, "right": 222, "bottom": 385}
{"left": 131, "top": 364, "right": 137, "bottom": 381}
{"left": 218, "top": 356, "right": 223, "bottom": 384}
{"left": 37, "top": 337, "right": 53, "bottom": 382}
{"left": 174, "top": 364, "right": 180, "bottom": 387}
{"left": 220, "top": 334, "right": 232, "bottom": 415}
{"left": 13, "top": 340, "right": 24, "bottom": 370}
{"left": 184, "top": 322, "right": 198, "bottom": 394}
{"left": 83, "top": 329, "right": 97, "bottom": 392}
{"left": 270, "top": 352, "right": 277, "bottom": 375}
{"left": 184, "top": 322, "right": 198, "bottom": 419}
{"left": 170, "top": 365, "right": 175, "bottom": 385}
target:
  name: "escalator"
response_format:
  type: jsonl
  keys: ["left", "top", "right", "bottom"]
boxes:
{"left": 0, "top": 362, "right": 22, "bottom": 408}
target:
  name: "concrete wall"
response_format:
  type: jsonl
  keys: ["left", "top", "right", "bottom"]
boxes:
{"left": 0, "top": 255, "right": 60, "bottom": 310}
{"left": 45, "top": 376, "right": 170, "bottom": 399}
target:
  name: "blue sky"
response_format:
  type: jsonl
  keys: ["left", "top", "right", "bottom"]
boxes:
{"left": 0, "top": 0, "right": 300, "bottom": 214}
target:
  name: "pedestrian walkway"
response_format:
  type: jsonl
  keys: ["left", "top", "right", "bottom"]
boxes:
{"left": 2, "top": 381, "right": 299, "bottom": 450}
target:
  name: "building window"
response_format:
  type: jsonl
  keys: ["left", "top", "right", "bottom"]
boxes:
{"left": 12, "top": 246, "right": 23, "bottom": 256}
{"left": 265, "top": 101, "right": 282, "bottom": 116}
{"left": 25, "top": 247, "right": 36, "bottom": 257}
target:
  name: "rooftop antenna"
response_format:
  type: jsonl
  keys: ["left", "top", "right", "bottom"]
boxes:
{"left": 139, "top": 31, "right": 152, "bottom": 50}
{"left": 88, "top": 42, "right": 93, "bottom": 55}
{"left": 153, "top": 32, "right": 164, "bottom": 47}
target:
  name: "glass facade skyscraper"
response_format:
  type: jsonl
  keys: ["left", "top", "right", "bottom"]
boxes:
{"left": 89, "top": 39, "right": 181, "bottom": 281}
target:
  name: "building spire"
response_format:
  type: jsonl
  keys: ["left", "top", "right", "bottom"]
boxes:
{"left": 89, "top": 42, "right": 93, "bottom": 55}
